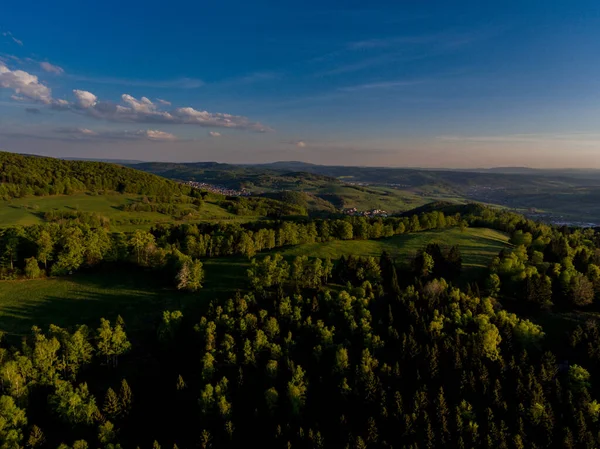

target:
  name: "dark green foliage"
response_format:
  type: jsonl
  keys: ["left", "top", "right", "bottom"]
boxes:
{"left": 0, "top": 151, "right": 191, "bottom": 199}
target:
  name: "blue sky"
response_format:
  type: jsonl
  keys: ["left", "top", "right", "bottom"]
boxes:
{"left": 2, "top": 0, "right": 600, "bottom": 167}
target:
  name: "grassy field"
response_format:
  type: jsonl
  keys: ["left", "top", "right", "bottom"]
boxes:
{"left": 0, "top": 259, "right": 249, "bottom": 337}
{"left": 274, "top": 227, "right": 510, "bottom": 269}
{"left": 0, "top": 227, "right": 509, "bottom": 336}
{"left": 0, "top": 193, "right": 243, "bottom": 231}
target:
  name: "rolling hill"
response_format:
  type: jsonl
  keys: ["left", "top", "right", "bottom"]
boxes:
{"left": 130, "top": 160, "right": 600, "bottom": 224}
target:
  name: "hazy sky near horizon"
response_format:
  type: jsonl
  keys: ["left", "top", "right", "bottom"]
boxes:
{"left": 2, "top": 1, "right": 600, "bottom": 168}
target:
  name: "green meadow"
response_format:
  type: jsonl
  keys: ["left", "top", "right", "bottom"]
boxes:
{"left": 0, "top": 259, "right": 248, "bottom": 337}
{"left": 274, "top": 227, "right": 510, "bottom": 269}
{"left": 0, "top": 193, "right": 243, "bottom": 230}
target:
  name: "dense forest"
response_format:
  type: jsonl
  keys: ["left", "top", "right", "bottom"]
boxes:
{"left": 2, "top": 202, "right": 600, "bottom": 447}
{"left": 0, "top": 152, "right": 191, "bottom": 198}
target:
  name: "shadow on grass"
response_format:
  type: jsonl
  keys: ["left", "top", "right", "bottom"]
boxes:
{"left": 0, "top": 267, "right": 228, "bottom": 339}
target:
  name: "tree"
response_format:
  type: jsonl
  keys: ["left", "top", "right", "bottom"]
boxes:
{"left": 51, "top": 227, "right": 85, "bottom": 275}
{"left": 119, "top": 379, "right": 133, "bottom": 415}
{"left": 37, "top": 230, "right": 53, "bottom": 270}
{"left": 569, "top": 273, "right": 594, "bottom": 307}
{"left": 335, "top": 221, "right": 353, "bottom": 240}
{"left": 176, "top": 259, "right": 204, "bottom": 291}
{"left": 287, "top": 365, "right": 308, "bottom": 415}
{"left": 409, "top": 215, "right": 421, "bottom": 232}
{"left": 24, "top": 257, "right": 41, "bottom": 279}
{"left": 476, "top": 315, "right": 502, "bottom": 361}
{"left": 1, "top": 229, "right": 19, "bottom": 271}
{"left": 323, "top": 257, "right": 334, "bottom": 283}
{"left": 31, "top": 329, "right": 61, "bottom": 385}
{"left": 158, "top": 310, "right": 184, "bottom": 342}
{"left": 27, "top": 425, "right": 45, "bottom": 448}
{"left": 569, "top": 365, "right": 591, "bottom": 392}
{"left": 0, "top": 395, "right": 27, "bottom": 448}
{"left": 129, "top": 230, "right": 155, "bottom": 265}
{"left": 524, "top": 274, "right": 553, "bottom": 309}
{"left": 335, "top": 347, "right": 349, "bottom": 372}
{"left": 446, "top": 245, "right": 463, "bottom": 278}
{"left": 49, "top": 324, "right": 93, "bottom": 379}
{"left": 414, "top": 252, "right": 435, "bottom": 278}
{"left": 72, "top": 440, "right": 88, "bottom": 449}
{"left": 265, "top": 388, "right": 279, "bottom": 414}
{"left": 98, "top": 421, "right": 116, "bottom": 445}
{"left": 103, "top": 388, "right": 121, "bottom": 419}
{"left": 247, "top": 254, "right": 290, "bottom": 293}
{"left": 486, "top": 273, "right": 501, "bottom": 297}
{"left": 50, "top": 381, "right": 99, "bottom": 425}
{"left": 96, "top": 318, "right": 131, "bottom": 367}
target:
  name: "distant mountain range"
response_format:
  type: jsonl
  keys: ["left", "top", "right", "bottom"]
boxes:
{"left": 41, "top": 155, "right": 600, "bottom": 174}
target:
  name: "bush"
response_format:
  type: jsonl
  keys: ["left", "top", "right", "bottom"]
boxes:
{"left": 25, "top": 257, "right": 42, "bottom": 279}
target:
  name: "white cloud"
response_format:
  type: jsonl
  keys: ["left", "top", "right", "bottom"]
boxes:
{"left": 0, "top": 66, "right": 271, "bottom": 133}
{"left": 78, "top": 128, "right": 98, "bottom": 135}
{"left": 73, "top": 90, "right": 98, "bottom": 108}
{"left": 61, "top": 91, "right": 271, "bottom": 132}
{"left": 144, "top": 129, "right": 177, "bottom": 140}
{"left": 296, "top": 141, "right": 306, "bottom": 148}
{"left": 40, "top": 62, "right": 64, "bottom": 75}
{"left": 0, "top": 64, "right": 52, "bottom": 103}
{"left": 156, "top": 98, "right": 171, "bottom": 106}
{"left": 122, "top": 94, "right": 156, "bottom": 113}
{"left": 209, "top": 131, "right": 221, "bottom": 137}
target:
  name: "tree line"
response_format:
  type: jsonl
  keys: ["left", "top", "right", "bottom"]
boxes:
{"left": 0, "top": 210, "right": 464, "bottom": 281}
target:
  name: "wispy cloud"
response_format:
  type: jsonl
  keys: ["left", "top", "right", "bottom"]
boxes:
{"left": 310, "top": 28, "right": 499, "bottom": 79}
{"left": 66, "top": 74, "right": 204, "bottom": 89}
{"left": 316, "top": 53, "right": 399, "bottom": 76}
{"left": 208, "top": 131, "right": 221, "bottom": 137}
{"left": 156, "top": 98, "right": 171, "bottom": 106}
{"left": 5, "top": 126, "right": 180, "bottom": 142}
{"left": 338, "top": 78, "right": 426, "bottom": 92}
{"left": 348, "top": 29, "right": 495, "bottom": 50}
{"left": 282, "top": 140, "right": 308, "bottom": 148}
{"left": 437, "top": 133, "right": 600, "bottom": 146}
{"left": 218, "top": 71, "right": 280, "bottom": 87}
{"left": 2, "top": 31, "right": 23, "bottom": 46}
{"left": 40, "top": 61, "right": 64, "bottom": 75}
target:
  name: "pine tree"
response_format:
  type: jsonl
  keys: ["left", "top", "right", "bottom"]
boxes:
{"left": 119, "top": 379, "right": 133, "bottom": 415}
{"left": 436, "top": 387, "right": 450, "bottom": 444}
{"left": 27, "top": 425, "right": 45, "bottom": 448}
{"left": 199, "top": 429, "right": 212, "bottom": 449}
{"left": 562, "top": 427, "right": 575, "bottom": 449}
{"left": 103, "top": 388, "right": 121, "bottom": 419}
{"left": 176, "top": 375, "right": 187, "bottom": 391}
{"left": 366, "top": 417, "right": 378, "bottom": 444}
